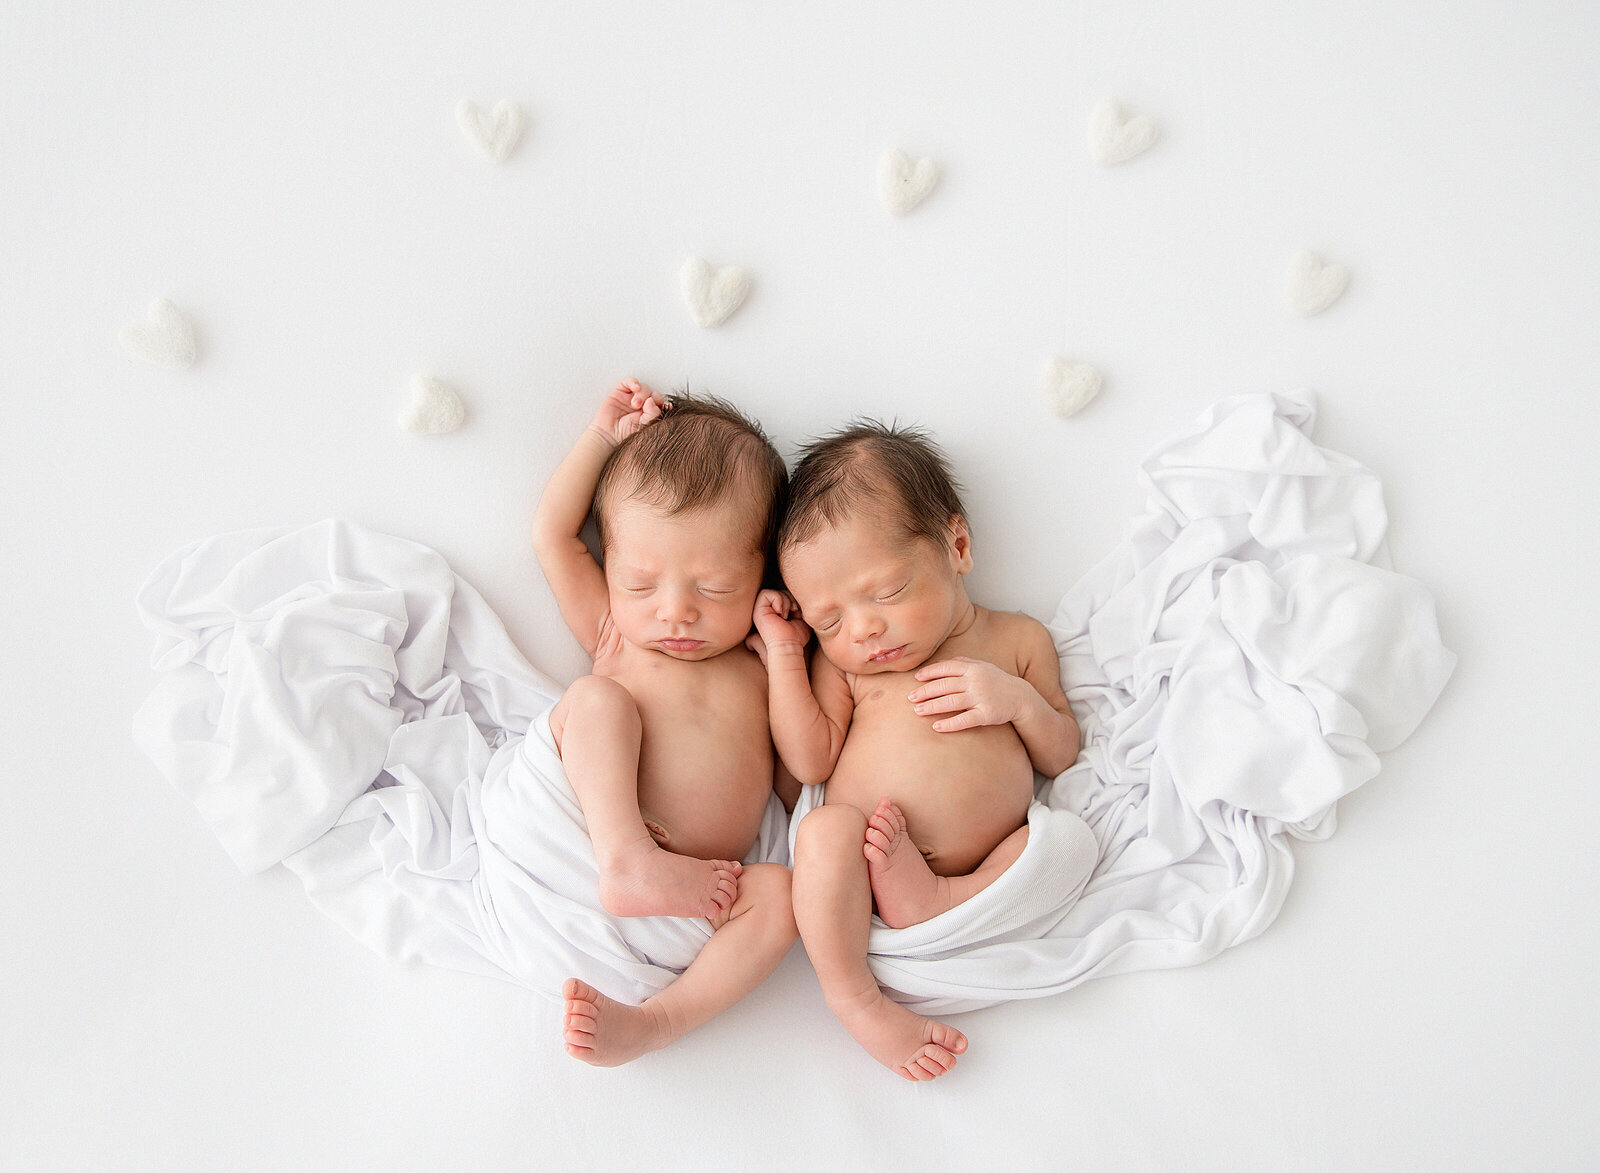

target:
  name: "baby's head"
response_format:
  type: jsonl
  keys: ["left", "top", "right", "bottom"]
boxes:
{"left": 778, "top": 420, "right": 974, "bottom": 675}
{"left": 594, "top": 392, "right": 787, "bottom": 660}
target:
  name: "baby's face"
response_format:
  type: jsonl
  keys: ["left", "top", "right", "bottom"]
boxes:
{"left": 782, "top": 512, "right": 972, "bottom": 675}
{"left": 603, "top": 496, "right": 765, "bottom": 661}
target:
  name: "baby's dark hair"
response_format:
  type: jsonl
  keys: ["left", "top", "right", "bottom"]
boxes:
{"left": 778, "top": 419, "right": 966, "bottom": 555}
{"left": 593, "top": 391, "right": 788, "bottom": 558}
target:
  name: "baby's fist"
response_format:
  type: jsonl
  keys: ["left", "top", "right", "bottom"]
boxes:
{"left": 753, "top": 589, "right": 811, "bottom": 656}
{"left": 590, "top": 378, "right": 668, "bottom": 447}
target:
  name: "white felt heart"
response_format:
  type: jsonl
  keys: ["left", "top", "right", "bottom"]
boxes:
{"left": 400, "top": 374, "right": 466, "bottom": 434}
{"left": 1088, "top": 98, "right": 1158, "bottom": 165}
{"left": 456, "top": 99, "right": 524, "bottom": 163}
{"left": 878, "top": 149, "right": 940, "bottom": 214}
{"left": 1042, "top": 358, "right": 1102, "bottom": 418}
{"left": 680, "top": 257, "right": 750, "bottom": 328}
{"left": 1284, "top": 250, "right": 1350, "bottom": 316}
{"left": 120, "top": 298, "right": 198, "bottom": 370}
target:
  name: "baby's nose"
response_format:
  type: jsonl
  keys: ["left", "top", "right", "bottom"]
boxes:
{"left": 657, "top": 590, "right": 699, "bottom": 623}
{"left": 848, "top": 611, "right": 884, "bottom": 643}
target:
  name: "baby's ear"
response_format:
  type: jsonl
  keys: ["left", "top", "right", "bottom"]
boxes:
{"left": 947, "top": 515, "right": 973, "bottom": 573}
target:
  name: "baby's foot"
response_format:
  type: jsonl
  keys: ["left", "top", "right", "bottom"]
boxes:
{"left": 864, "top": 798, "right": 949, "bottom": 929}
{"left": 560, "top": 978, "right": 672, "bottom": 1067}
{"left": 598, "top": 839, "right": 740, "bottom": 920}
{"left": 832, "top": 986, "right": 968, "bottom": 1082}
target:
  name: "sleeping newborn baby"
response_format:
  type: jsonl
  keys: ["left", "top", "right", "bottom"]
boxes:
{"left": 752, "top": 420, "right": 1083, "bottom": 1081}
{"left": 532, "top": 378, "right": 797, "bottom": 1066}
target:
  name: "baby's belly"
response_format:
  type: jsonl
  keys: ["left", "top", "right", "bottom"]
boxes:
{"left": 627, "top": 686, "right": 773, "bottom": 863}
{"left": 826, "top": 716, "right": 1034, "bottom": 876}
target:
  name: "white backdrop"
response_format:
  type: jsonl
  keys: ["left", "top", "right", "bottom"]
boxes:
{"left": 4, "top": 2, "right": 1597, "bottom": 1169}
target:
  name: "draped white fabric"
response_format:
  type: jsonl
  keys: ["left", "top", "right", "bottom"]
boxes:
{"left": 826, "top": 390, "right": 1454, "bottom": 1013}
{"left": 132, "top": 520, "right": 790, "bottom": 1004}
{"left": 133, "top": 391, "right": 1452, "bottom": 1013}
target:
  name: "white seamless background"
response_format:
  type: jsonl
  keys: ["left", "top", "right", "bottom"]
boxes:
{"left": 3, "top": 3, "right": 1596, "bottom": 1170}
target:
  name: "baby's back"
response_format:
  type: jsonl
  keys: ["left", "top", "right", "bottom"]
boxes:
{"left": 826, "top": 607, "right": 1035, "bottom": 876}
{"left": 596, "top": 634, "right": 774, "bottom": 862}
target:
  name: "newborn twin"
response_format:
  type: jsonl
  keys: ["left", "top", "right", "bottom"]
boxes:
{"left": 531, "top": 380, "right": 1082, "bottom": 1082}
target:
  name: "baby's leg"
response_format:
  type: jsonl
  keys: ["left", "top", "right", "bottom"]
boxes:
{"left": 561, "top": 863, "right": 798, "bottom": 1066}
{"left": 864, "top": 799, "right": 1029, "bottom": 929}
{"left": 552, "top": 675, "right": 740, "bottom": 920}
{"left": 792, "top": 804, "right": 968, "bottom": 1081}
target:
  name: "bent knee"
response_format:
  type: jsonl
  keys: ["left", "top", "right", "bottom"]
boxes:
{"left": 737, "top": 862, "right": 792, "bottom": 904}
{"left": 732, "top": 863, "right": 797, "bottom": 936}
{"left": 793, "top": 803, "right": 869, "bottom": 864}
{"left": 554, "top": 675, "right": 639, "bottom": 740}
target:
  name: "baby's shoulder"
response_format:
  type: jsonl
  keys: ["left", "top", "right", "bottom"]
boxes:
{"left": 970, "top": 606, "right": 1052, "bottom": 663}
{"left": 974, "top": 605, "right": 1047, "bottom": 641}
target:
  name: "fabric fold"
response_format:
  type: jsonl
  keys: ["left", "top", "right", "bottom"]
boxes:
{"left": 133, "top": 519, "right": 789, "bottom": 1004}
{"left": 781, "top": 390, "right": 1453, "bottom": 1014}
{"left": 133, "top": 391, "right": 1454, "bottom": 1014}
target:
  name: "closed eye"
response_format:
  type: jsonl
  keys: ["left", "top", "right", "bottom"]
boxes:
{"left": 699, "top": 586, "right": 736, "bottom": 597}
{"left": 876, "top": 583, "right": 907, "bottom": 602}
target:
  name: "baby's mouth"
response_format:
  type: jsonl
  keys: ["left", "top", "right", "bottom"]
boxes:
{"left": 867, "top": 644, "right": 906, "bottom": 665}
{"left": 658, "top": 638, "right": 705, "bottom": 653}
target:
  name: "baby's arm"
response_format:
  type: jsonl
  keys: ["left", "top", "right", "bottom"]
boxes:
{"left": 773, "top": 757, "right": 803, "bottom": 814}
{"left": 1010, "top": 618, "right": 1080, "bottom": 775}
{"left": 908, "top": 616, "right": 1080, "bottom": 776}
{"left": 531, "top": 379, "right": 665, "bottom": 656}
{"left": 752, "top": 590, "right": 854, "bottom": 786}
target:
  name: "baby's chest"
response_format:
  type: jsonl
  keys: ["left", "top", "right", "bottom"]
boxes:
{"left": 613, "top": 656, "right": 766, "bottom": 735}
{"left": 932, "top": 628, "right": 1025, "bottom": 675}
{"left": 851, "top": 638, "right": 1022, "bottom": 712}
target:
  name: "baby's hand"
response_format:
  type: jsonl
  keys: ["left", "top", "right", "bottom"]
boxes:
{"left": 752, "top": 589, "right": 811, "bottom": 658}
{"left": 588, "top": 378, "right": 668, "bottom": 448}
{"left": 908, "top": 657, "right": 1027, "bottom": 733}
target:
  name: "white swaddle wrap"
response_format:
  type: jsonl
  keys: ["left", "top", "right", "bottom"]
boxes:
{"left": 133, "top": 390, "right": 1453, "bottom": 1016}
{"left": 812, "top": 390, "right": 1454, "bottom": 1013}
{"left": 132, "top": 521, "right": 790, "bottom": 1004}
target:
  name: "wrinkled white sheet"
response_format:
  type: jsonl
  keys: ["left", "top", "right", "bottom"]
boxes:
{"left": 133, "top": 390, "right": 1453, "bottom": 1016}
{"left": 132, "top": 520, "right": 790, "bottom": 1004}
{"left": 804, "top": 390, "right": 1454, "bottom": 1013}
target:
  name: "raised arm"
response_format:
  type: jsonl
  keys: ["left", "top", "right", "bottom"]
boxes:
{"left": 532, "top": 378, "right": 665, "bottom": 658}
{"left": 751, "top": 590, "right": 853, "bottom": 786}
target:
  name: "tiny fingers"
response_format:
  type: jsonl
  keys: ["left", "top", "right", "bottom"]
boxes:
{"left": 913, "top": 694, "right": 970, "bottom": 717}
{"left": 908, "top": 678, "right": 964, "bottom": 703}
{"left": 931, "top": 709, "right": 986, "bottom": 733}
